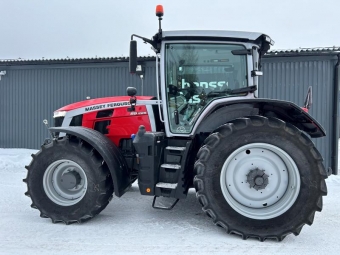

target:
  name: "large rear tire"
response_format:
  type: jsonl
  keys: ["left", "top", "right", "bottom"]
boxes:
{"left": 24, "top": 136, "right": 114, "bottom": 224}
{"left": 194, "top": 116, "right": 327, "bottom": 241}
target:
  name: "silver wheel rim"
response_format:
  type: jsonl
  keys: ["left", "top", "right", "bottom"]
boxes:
{"left": 43, "top": 160, "right": 88, "bottom": 206}
{"left": 220, "top": 143, "right": 300, "bottom": 220}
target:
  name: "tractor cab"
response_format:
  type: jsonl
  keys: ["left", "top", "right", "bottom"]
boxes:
{"left": 161, "top": 31, "right": 272, "bottom": 135}
{"left": 129, "top": 6, "right": 274, "bottom": 137}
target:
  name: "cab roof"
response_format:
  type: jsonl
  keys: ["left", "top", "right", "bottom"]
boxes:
{"left": 162, "top": 30, "right": 268, "bottom": 43}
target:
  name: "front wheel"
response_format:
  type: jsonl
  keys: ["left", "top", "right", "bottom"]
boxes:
{"left": 194, "top": 116, "right": 327, "bottom": 241}
{"left": 24, "top": 136, "right": 114, "bottom": 224}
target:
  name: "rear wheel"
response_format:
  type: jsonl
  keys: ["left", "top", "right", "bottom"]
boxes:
{"left": 24, "top": 136, "right": 114, "bottom": 224}
{"left": 194, "top": 116, "right": 327, "bottom": 241}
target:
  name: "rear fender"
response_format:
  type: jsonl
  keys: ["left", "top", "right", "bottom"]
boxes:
{"left": 195, "top": 104, "right": 259, "bottom": 134}
{"left": 195, "top": 99, "right": 326, "bottom": 138}
{"left": 49, "top": 127, "right": 131, "bottom": 197}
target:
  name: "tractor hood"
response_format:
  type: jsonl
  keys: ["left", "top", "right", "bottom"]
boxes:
{"left": 55, "top": 96, "right": 154, "bottom": 112}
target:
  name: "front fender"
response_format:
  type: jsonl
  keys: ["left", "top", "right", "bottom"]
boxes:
{"left": 49, "top": 126, "right": 131, "bottom": 197}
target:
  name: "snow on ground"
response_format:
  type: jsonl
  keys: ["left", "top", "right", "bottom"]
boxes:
{"left": 1, "top": 148, "right": 340, "bottom": 255}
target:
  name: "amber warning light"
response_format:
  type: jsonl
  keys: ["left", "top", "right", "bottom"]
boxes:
{"left": 156, "top": 5, "right": 164, "bottom": 17}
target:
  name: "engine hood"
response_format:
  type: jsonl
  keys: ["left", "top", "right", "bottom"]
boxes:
{"left": 55, "top": 96, "right": 154, "bottom": 112}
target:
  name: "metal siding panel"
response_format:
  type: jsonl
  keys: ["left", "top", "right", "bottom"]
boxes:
{"left": 0, "top": 62, "right": 140, "bottom": 149}
{"left": 259, "top": 56, "right": 335, "bottom": 172}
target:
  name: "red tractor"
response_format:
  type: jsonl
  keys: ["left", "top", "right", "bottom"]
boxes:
{"left": 24, "top": 6, "right": 327, "bottom": 241}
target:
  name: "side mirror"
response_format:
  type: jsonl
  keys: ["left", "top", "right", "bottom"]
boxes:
{"left": 129, "top": 40, "right": 137, "bottom": 73}
{"left": 127, "top": 87, "right": 137, "bottom": 97}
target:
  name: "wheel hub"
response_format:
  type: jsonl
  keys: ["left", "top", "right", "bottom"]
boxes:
{"left": 246, "top": 168, "right": 269, "bottom": 191}
{"left": 43, "top": 160, "right": 88, "bottom": 206}
{"left": 60, "top": 170, "right": 81, "bottom": 190}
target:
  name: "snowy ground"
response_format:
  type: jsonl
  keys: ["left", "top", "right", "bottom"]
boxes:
{"left": 0, "top": 148, "right": 340, "bottom": 255}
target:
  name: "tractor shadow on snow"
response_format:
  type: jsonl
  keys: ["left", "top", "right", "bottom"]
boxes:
{"left": 83, "top": 184, "right": 283, "bottom": 243}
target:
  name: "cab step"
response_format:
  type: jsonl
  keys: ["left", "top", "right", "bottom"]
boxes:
{"left": 152, "top": 196, "right": 179, "bottom": 210}
{"left": 161, "top": 164, "right": 181, "bottom": 169}
{"left": 156, "top": 182, "right": 178, "bottom": 189}
{"left": 166, "top": 146, "right": 186, "bottom": 151}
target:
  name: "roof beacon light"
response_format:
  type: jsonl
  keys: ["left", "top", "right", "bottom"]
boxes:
{"left": 156, "top": 5, "right": 164, "bottom": 17}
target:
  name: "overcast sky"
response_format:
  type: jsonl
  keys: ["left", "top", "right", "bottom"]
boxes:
{"left": 0, "top": 0, "right": 339, "bottom": 60}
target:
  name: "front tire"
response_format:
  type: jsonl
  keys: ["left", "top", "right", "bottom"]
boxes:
{"left": 24, "top": 136, "right": 114, "bottom": 224}
{"left": 194, "top": 116, "right": 327, "bottom": 241}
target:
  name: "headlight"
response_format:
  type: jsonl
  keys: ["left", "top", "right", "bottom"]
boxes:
{"left": 265, "top": 35, "right": 275, "bottom": 46}
{"left": 53, "top": 111, "right": 67, "bottom": 118}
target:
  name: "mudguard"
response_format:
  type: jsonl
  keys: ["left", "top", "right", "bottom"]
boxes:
{"left": 195, "top": 104, "right": 259, "bottom": 134}
{"left": 49, "top": 126, "right": 131, "bottom": 197}
{"left": 194, "top": 98, "right": 326, "bottom": 138}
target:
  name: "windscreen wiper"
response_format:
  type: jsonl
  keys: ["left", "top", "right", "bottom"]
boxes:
{"left": 207, "top": 85, "right": 257, "bottom": 97}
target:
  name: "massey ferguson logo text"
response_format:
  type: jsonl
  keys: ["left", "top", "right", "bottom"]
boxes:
{"left": 85, "top": 102, "right": 130, "bottom": 112}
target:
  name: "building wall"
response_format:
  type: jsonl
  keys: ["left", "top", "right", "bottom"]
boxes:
{"left": 259, "top": 55, "right": 338, "bottom": 174}
{"left": 0, "top": 60, "right": 156, "bottom": 149}
{"left": 0, "top": 54, "right": 338, "bottom": 172}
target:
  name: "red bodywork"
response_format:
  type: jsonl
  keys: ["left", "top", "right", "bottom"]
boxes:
{"left": 56, "top": 96, "right": 155, "bottom": 146}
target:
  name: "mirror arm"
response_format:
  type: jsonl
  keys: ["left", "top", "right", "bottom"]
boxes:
{"left": 131, "top": 34, "right": 157, "bottom": 49}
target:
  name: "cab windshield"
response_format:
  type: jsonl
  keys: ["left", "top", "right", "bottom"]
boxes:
{"left": 165, "top": 43, "right": 248, "bottom": 134}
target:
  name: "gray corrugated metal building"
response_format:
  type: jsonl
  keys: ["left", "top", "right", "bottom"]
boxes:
{"left": 261, "top": 48, "right": 340, "bottom": 175}
{"left": 0, "top": 57, "right": 156, "bottom": 149}
{"left": 1, "top": 48, "right": 339, "bottom": 174}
